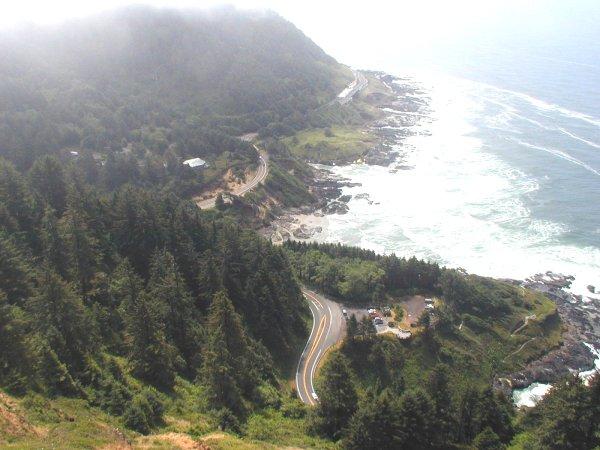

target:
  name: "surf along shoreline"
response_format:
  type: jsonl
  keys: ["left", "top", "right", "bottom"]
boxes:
{"left": 260, "top": 70, "right": 600, "bottom": 403}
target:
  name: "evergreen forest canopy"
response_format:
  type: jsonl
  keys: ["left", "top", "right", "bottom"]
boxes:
{"left": 0, "top": 5, "right": 350, "bottom": 170}
{"left": 0, "top": 154, "right": 308, "bottom": 432}
{"left": 0, "top": 5, "right": 598, "bottom": 449}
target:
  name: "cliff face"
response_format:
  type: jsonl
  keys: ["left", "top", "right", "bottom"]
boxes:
{"left": 497, "top": 272, "right": 600, "bottom": 391}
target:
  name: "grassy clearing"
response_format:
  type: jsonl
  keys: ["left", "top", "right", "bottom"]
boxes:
{"left": 336, "top": 282, "right": 562, "bottom": 396}
{"left": 283, "top": 125, "right": 376, "bottom": 163}
{"left": 358, "top": 73, "right": 395, "bottom": 103}
{"left": 245, "top": 409, "right": 337, "bottom": 449}
{"left": 0, "top": 394, "right": 134, "bottom": 449}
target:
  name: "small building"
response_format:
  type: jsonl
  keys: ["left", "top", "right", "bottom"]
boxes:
{"left": 183, "top": 157, "right": 207, "bottom": 168}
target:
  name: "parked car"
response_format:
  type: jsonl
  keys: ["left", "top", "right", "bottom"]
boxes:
{"left": 312, "top": 392, "right": 319, "bottom": 401}
{"left": 373, "top": 317, "right": 384, "bottom": 325}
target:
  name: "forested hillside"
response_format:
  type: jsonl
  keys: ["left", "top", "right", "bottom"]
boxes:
{"left": 1, "top": 5, "right": 596, "bottom": 449}
{"left": 284, "top": 241, "right": 585, "bottom": 449}
{"left": 0, "top": 6, "right": 350, "bottom": 171}
{"left": 0, "top": 154, "right": 309, "bottom": 436}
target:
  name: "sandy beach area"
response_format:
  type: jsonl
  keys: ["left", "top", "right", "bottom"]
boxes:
{"left": 263, "top": 210, "right": 329, "bottom": 244}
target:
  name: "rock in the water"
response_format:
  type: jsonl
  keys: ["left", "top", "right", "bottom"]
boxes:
{"left": 338, "top": 194, "right": 352, "bottom": 203}
{"left": 497, "top": 270, "right": 600, "bottom": 396}
{"left": 588, "top": 285, "right": 596, "bottom": 294}
{"left": 324, "top": 201, "right": 349, "bottom": 215}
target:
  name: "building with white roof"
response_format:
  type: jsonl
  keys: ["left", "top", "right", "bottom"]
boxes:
{"left": 182, "top": 158, "right": 206, "bottom": 168}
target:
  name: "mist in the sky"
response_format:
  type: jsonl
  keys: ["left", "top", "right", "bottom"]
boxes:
{"left": 2, "top": 0, "right": 599, "bottom": 294}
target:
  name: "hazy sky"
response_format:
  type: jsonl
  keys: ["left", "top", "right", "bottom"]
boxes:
{"left": 2, "top": 0, "right": 599, "bottom": 73}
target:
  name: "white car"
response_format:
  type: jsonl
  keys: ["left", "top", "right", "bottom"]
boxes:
{"left": 311, "top": 392, "right": 319, "bottom": 401}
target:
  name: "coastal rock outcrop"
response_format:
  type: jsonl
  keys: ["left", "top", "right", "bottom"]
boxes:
{"left": 324, "top": 201, "right": 349, "bottom": 215}
{"left": 497, "top": 271, "right": 600, "bottom": 394}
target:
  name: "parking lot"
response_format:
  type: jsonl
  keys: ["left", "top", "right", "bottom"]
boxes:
{"left": 343, "top": 304, "right": 412, "bottom": 339}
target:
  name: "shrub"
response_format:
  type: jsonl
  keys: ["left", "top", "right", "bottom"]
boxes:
{"left": 123, "top": 388, "right": 164, "bottom": 434}
{"left": 214, "top": 407, "right": 241, "bottom": 433}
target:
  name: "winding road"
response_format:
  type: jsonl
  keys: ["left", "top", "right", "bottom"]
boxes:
{"left": 196, "top": 70, "right": 365, "bottom": 211}
{"left": 296, "top": 288, "right": 345, "bottom": 405}
{"left": 196, "top": 144, "right": 269, "bottom": 209}
{"left": 336, "top": 69, "right": 368, "bottom": 105}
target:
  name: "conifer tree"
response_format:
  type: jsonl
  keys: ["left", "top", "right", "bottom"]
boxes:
{"left": 0, "top": 233, "right": 34, "bottom": 305}
{"left": 473, "top": 427, "right": 505, "bottom": 450}
{"left": 457, "top": 387, "right": 481, "bottom": 444}
{"left": 206, "top": 290, "right": 248, "bottom": 362}
{"left": 477, "top": 388, "right": 514, "bottom": 444}
{"left": 427, "top": 363, "right": 455, "bottom": 444}
{"left": 200, "top": 290, "right": 249, "bottom": 416}
{"left": 148, "top": 249, "right": 201, "bottom": 373}
{"left": 40, "top": 207, "right": 70, "bottom": 278}
{"left": 0, "top": 290, "right": 30, "bottom": 392}
{"left": 200, "top": 324, "right": 245, "bottom": 416}
{"left": 0, "top": 159, "right": 40, "bottom": 245}
{"left": 60, "top": 207, "right": 100, "bottom": 293}
{"left": 196, "top": 249, "right": 221, "bottom": 310}
{"left": 588, "top": 374, "right": 600, "bottom": 444}
{"left": 396, "top": 389, "right": 435, "bottom": 449}
{"left": 28, "top": 155, "right": 67, "bottom": 214}
{"left": 27, "top": 270, "right": 92, "bottom": 373}
{"left": 359, "top": 315, "right": 376, "bottom": 338}
{"left": 111, "top": 259, "right": 144, "bottom": 310}
{"left": 310, "top": 352, "right": 358, "bottom": 439}
{"left": 346, "top": 314, "right": 359, "bottom": 341}
{"left": 125, "top": 290, "right": 176, "bottom": 390}
{"left": 538, "top": 375, "right": 596, "bottom": 449}
{"left": 345, "top": 389, "right": 400, "bottom": 450}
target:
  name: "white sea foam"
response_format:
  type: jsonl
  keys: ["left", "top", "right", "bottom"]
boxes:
{"left": 480, "top": 87, "right": 600, "bottom": 150}
{"left": 477, "top": 82, "right": 600, "bottom": 129}
{"left": 513, "top": 383, "right": 552, "bottom": 408}
{"left": 514, "top": 139, "right": 600, "bottom": 177}
{"left": 579, "top": 343, "right": 600, "bottom": 384}
{"left": 513, "top": 343, "right": 600, "bottom": 408}
{"left": 312, "top": 71, "right": 600, "bottom": 301}
{"left": 558, "top": 127, "right": 600, "bottom": 149}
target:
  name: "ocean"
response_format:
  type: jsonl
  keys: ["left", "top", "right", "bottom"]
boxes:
{"left": 314, "top": 59, "right": 600, "bottom": 300}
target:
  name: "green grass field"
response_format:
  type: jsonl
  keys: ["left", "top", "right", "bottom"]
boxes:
{"left": 283, "top": 126, "right": 377, "bottom": 164}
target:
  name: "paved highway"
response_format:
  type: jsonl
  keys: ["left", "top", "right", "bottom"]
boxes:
{"left": 337, "top": 70, "right": 368, "bottom": 105}
{"left": 196, "top": 144, "right": 269, "bottom": 209}
{"left": 296, "top": 288, "right": 345, "bottom": 406}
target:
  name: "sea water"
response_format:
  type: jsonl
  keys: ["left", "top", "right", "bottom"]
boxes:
{"left": 315, "top": 68, "right": 600, "bottom": 300}
{"left": 312, "top": 42, "right": 600, "bottom": 407}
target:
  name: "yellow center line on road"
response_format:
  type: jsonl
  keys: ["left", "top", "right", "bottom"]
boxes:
{"left": 309, "top": 310, "right": 330, "bottom": 399}
{"left": 304, "top": 290, "right": 324, "bottom": 309}
{"left": 303, "top": 315, "right": 326, "bottom": 406}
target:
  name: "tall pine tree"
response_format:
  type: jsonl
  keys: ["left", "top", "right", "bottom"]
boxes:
{"left": 310, "top": 352, "right": 358, "bottom": 440}
{"left": 148, "top": 249, "right": 201, "bottom": 374}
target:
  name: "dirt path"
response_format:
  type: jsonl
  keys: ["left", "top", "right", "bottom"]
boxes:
{"left": 196, "top": 145, "right": 268, "bottom": 209}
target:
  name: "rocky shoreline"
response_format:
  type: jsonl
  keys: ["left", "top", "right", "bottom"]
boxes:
{"left": 496, "top": 272, "right": 600, "bottom": 393}
{"left": 261, "top": 72, "right": 429, "bottom": 243}
{"left": 260, "top": 70, "right": 600, "bottom": 403}
{"left": 261, "top": 71, "right": 600, "bottom": 394}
